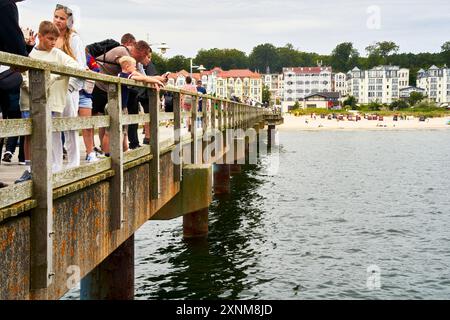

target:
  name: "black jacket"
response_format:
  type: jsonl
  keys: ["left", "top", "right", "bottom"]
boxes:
{"left": 0, "top": 0, "right": 27, "bottom": 56}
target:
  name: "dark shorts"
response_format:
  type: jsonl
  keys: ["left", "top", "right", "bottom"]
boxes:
{"left": 92, "top": 86, "right": 108, "bottom": 115}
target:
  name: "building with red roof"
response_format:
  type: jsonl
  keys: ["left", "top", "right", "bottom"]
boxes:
{"left": 167, "top": 67, "right": 263, "bottom": 103}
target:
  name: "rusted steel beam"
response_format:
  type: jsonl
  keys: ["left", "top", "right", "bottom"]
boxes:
{"left": 108, "top": 83, "right": 124, "bottom": 230}
{"left": 149, "top": 89, "right": 161, "bottom": 200}
{"left": 173, "top": 92, "right": 182, "bottom": 183}
{"left": 29, "top": 69, "right": 53, "bottom": 289}
{"left": 183, "top": 208, "right": 208, "bottom": 239}
{"left": 81, "top": 235, "right": 135, "bottom": 300}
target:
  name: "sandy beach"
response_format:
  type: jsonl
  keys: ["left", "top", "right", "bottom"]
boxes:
{"left": 278, "top": 114, "right": 450, "bottom": 131}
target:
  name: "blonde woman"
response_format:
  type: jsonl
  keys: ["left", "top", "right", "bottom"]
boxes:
{"left": 53, "top": 4, "right": 87, "bottom": 167}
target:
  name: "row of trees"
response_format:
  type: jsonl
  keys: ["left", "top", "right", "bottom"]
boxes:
{"left": 152, "top": 41, "right": 450, "bottom": 85}
{"left": 343, "top": 92, "right": 428, "bottom": 111}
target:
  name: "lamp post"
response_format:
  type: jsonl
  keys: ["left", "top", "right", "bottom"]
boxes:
{"left": 190, "top": 58, "right": 206, "bottom": 77}
{"left": 147, "top": 34, "right": 170, "bottom": 54}
{"left": 149, "top": 42, "right": 170, "bottom": 54}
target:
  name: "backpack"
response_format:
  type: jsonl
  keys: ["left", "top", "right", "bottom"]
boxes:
{"left": 86, "top": 39, "right": 121, "bottom": 63}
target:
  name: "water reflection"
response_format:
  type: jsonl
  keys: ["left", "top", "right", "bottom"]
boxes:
{"left": 136, "top": 164, "right": 268, "bottom": 300}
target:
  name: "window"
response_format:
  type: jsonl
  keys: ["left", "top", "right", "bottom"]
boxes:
{"left": 323, "top": 81, "right": 328, "bottom": 85}
{"left": 305, "top": 81, "right": 310, "bottom": 85}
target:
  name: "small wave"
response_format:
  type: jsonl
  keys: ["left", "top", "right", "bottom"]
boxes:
{"left": 346, "top": 248, "right": 362, "bottom": 253}
{"left": 329, "top": 218, "right": 348, "bottom": 223}
{"left": 317, "top": 255, "right": 342, "bottom": 260}
{"left": 386, "top": 229, "right": 408, "bottom": 235}
{"left": 389, "top": 214, "right": 415, "bottom": 218}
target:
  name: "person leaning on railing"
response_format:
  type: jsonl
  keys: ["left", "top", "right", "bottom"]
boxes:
{"left": 92, "top": 40, "right": 166, "bottom": 155}
{"left": 117, "top": 56, "right": 164, "bottom": 152}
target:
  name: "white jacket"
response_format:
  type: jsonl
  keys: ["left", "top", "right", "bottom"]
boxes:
{"left": 22, "top": 47, "right": 83, "bottom": 113}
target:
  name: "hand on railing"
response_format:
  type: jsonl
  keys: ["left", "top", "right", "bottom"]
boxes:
{"left": 130, "top": 73, "right": 165, "bottom": 91}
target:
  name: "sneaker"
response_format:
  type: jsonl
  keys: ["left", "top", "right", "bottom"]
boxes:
{"left": 0, "top": 182, "right": 8, "bottom": 189}
{"left": 94, "top": 147, "right": 104, "bottom": 155}
{"left": 18, "top": 161, "right": 26, "bottom": 165}
{"left": 143, "top": 138, "right": 150, "bottom": 145}
{"left": 86, "top": 152, "right": 99, "bottom": 163}
{"left": 15, "top": 170, "right": 32, "bottom": 184}
{"left": 2, "top": 151, "right": 13, "bottom": 163}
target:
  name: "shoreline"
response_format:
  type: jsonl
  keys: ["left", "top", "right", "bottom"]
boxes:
{"left": 278, "top": 114, "right": 450, "bottom": 131}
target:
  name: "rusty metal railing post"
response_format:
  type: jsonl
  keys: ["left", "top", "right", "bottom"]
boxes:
{"left": 211, "top": 98, "right": 216, "bottom": 131}
{"left": 108, "top": 83, "right": 124, "bottom": 230}
{"left": 149, "top": 88, "right": 161, "bottom": 199}
{"left": 173, "top": 92, "right": 182, "bottom": 182}
{"left": 191, "top": 95, "right": 199, "bottom": 165}
{"left": 29, "top": 69, "right": 53, "bottom": 289}
{"left": 217, "top": 100, "right": 223, "bottom": 132}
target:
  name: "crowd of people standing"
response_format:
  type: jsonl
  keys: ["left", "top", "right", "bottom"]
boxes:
{"left": 0, "top": 0, "right": 168, "bottom": 188}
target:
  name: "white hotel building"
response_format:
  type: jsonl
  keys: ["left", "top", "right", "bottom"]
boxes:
{"left": 333, "top": 72, "right": 347, "bottom": 97}
{"left": 346, "top": 66, "right": 410, "bottom": 104}
{"left": 282, "top": 66, "right": 332, "bottom": 109}
{"left": 262, "top": 73, "right": 284, "bottom": 105}
{"left": 417, "top": 66, "right": 450, "bottom": 105}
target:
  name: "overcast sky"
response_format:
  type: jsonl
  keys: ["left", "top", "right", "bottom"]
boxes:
{"left": 17, "top": 0, "right": 450, "bottom": 58}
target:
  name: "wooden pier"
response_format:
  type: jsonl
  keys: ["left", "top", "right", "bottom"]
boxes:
{"left": 0, "top": 51, "right": 282, "bottom": 300}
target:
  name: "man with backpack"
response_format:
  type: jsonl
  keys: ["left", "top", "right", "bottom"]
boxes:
{"left": 90, "top": 39, "right": 166, "bottom": 153}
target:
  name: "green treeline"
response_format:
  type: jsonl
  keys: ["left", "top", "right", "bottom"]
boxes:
{"left": 152, "top": 41, "right": 450, "bottom": 84}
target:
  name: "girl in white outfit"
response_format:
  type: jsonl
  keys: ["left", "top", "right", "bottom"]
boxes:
{"left": 53, "top": 4, "right": 86, "bottom": 169}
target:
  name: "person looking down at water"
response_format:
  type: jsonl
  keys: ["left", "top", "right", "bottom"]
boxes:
{"left": 92, "top": 41, "right": 165, "bottom": 155}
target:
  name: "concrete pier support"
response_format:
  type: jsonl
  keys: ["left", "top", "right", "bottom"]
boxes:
{"left": 213, "top": 164, "right": 231, "bottom": 194}
{"left": 151, "top": 165, "right": 212, "bottom": 221}
{"left": 268, "top": 124, "right": 276, "bottom": 150}
{"left": 183, "top": 208, "right": 209, "bottom": 239}
{"left": 230, "top": 164, "right": 242, "bottom": 175}
{"left": 80, "top": 235, "right": 134, "bottom": 300}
